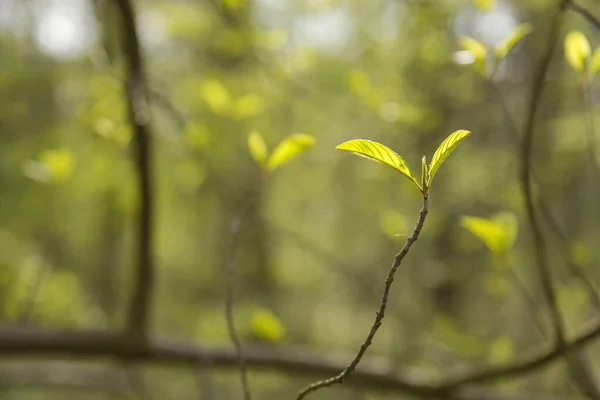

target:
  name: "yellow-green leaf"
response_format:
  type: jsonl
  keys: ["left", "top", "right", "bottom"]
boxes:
{"left": 460, "top": 212, "right": 518, "bottom": 257}
{"left": 428, "top": 130, "right": 471, "bottom": 186}
{"left": 336, "top": 139, "right": 421, "bottom": 191}
{"left": 564, "top": 31, "right": 591, "bottom": 73}
{"left": 459, "top": 36, "right": 487, "bottom": 76}
{"left": 592, "top": 47, "right": 600, "bottom": 75}
{"left": 267, "top": 133, "right": 314, "bottom": 171}
{"left": 495, "top": 23, "right": 532, "bottom": 59}
{"left": 474, "top": 0, "right": 495, "bottom": 11}
{"left": 247, "top": 130, "right": 268, "bottom": 167}
{"left": 251, "top": 308, "right": 286, "bottom": 343}
{"left": 39, "top": 148, "right": 76, "bottom": 183}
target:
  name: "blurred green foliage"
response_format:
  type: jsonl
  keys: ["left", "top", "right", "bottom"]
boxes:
{"left": 1, "top": 0, "right": 600, "bottom": 398}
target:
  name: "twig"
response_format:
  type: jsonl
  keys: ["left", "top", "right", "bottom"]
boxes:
{"left": 567, "top": 1, "right": 600, "bottom": 30}
{"left": 225, "top": 214, "right": 252, "bottom": 400}
{"left": 582, "top": 83, "right": 600, "bottom": 181}
{"left": 490, "top": 80, "right": 600, "bottom": 313}
{"left": 296, "top": 195, "right": 429, "bottom": 400}
{"left": 112, "top": 0, "right": 155, "bottom": 341}
{"left": 506, "top": 0, "right": 600, "bottom": 397}
{"left": 520, "top": 0, "right": 569, "bottom": 349}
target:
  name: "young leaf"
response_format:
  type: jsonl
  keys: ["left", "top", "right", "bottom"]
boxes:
{"left": 564, "top": 31, "right": 591, "bottom": 73}
{"left": 267, "top": 133, "right": 314, "bottom": 171}
{"left": 247, "top": 130, "right": 268, "bottom": 167}
{"left": 592, "top": 47, "right": 600, "bottom": 75}
{"left": 495, "top": 23, "right": 532, "bottom": 59}
{"left": 474, "top": 0, "right": 496, "bottom": 11}
{"left": 251, "top": 308, "right": 286, "bottom": 343}
{"left": 428, "top": 130, "right": 471, "bottom": 187}
{"left": 336, "top": 139, "right": 421, "bottom": 191}
{"left": 459, "top": 36, "right": 487, "bottom": 76}
{"left": 461, "top": 212, "right": 518, "bottom": 257}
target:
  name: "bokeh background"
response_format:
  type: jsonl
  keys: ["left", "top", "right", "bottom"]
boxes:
{"left": 1, "top": 0, "right": 600, "bottom": 398}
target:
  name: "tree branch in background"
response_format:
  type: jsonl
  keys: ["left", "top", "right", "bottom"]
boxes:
{"left": 112, "top": 0, "right": 155, "bottom": 341}
{"left": 296, "top": 196, "right": 429, "bottom": 400}
{"left": 515, "top": 0, "right": 600, "bottom": 397}
{"left": 1, "top": 319, "right": 600, "bottom": 396}
{"left": 567, "top": 1, "right": 600, "bottom": 30}
{"left": 225, "top": 214, "right": 253, "bottom": 400}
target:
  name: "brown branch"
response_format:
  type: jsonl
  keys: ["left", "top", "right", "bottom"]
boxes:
{"left": 568, "top": 1, "right": 600, "bottom": 30}
{"left": 113, "top": 0, "right": 155, "bottom": 341}
{"left": 296, "top": 195, "right": 429, "bottom": 400}
{"left": 0, "top": 319, "right": 599, "bottom": 394}
{"left": 520, "top": 0, "right": 569, "bottom": 351}
{"left": 517, "top": 1, "right": 600, "bottom": 398}
{"left": 437, "top": 317, "right": 600, "bottom": 390}
{"left": 225, "top": 215, "right": 252, "bottom": 400}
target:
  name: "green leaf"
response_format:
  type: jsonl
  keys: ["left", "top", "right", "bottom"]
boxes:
{"left": 474, "top": 0, "right": 496, "bottom": 11}
{"left": 428, "top": 130, "right": 471, "bottom": 187}
{"left": 460, "top": 212, "right": 518, "bottom": 257}
{"left": 251, "top": 308, "right": 286, "bottom": 343}
{"left": 247, "top": 130, "right": 268, "bottom": 167}
{"left": 592, "top": 47, "right": 600, "bottom": 75}
{"left": 495, "top": 23, "right": 532, "bottom": 59}
{"left": 459, "top": 36, "right": 487, "bottom": 76}
{"left": 564, "top": 31, "right": 591, "bottom": 73}
{"left": 336, "top": 139, "right": 421, "bottom": 191}
{"left": 267, "top": 133, "right": 314, "bottom": 171}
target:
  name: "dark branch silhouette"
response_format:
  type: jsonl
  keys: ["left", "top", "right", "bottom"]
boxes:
{"left": 113, "top": 0, "right": 155, "bottom": 341}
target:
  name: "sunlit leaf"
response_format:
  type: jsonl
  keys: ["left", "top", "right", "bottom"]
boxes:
{"left": 474, "top": 0, "right": 496, "bottom": 11}
{"left": 251, "top": 308, "right": 286, "bottom": 342}
{"left": 200, "top": 79, "right": 232, "bottom": 115}
{"left": 592, "top": 47, "right": 600, "bottom": 75}
{"left": 495, "top": 23, "right": 533, "bottom": 59}
{"left": 336, "top": 139, "right": 421, "bottom": 191}
{"left": 564, "top": 31, "right": 591, "bottom": 73}
{"left": 222, "top": 0, "right": 244, "bottom": 11}
{"left": 489, "top": 336, "right": 515, "bottom": 365}
{"left": 428, "top": 130, "right": 471, "bottom": 187}
{"left": 267, "top": 133, "right": 314, "bottom": 171}
{"left": 33, "top": 148, "right": 76, "bottom": 184}
{"left": 459, "top": 36, "right": 487, "bottom": 76}
{"left": 460, "top": 212, "right": 518, "bottom": 256}
{"left": 248, "top": 130, "right": 269, "bottom": 167}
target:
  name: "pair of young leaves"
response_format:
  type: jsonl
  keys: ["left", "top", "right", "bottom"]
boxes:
{"left": 336, "top": 129, "right": 471, "bottom": 195}
{"left": 564, "top": 31, "right": 600, "bottom": 80}
{"left": 460, "top": 23, "right": 532, "bottom": 77}
{"left": 248, "top": 131, "right": 314, "bottom": 173}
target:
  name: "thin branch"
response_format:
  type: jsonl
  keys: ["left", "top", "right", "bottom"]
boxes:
{"left": 225, "top": 215, "right": 252, "bottom": 400}
{"left": 112, "top": 0, "right": 155, "bottom": 341}
{"left": 296, "top": 195, "right": 429, "bottom": 400}
{"left": 520, "top": 0, "right": 569, "bottom": 350}
{"left": 490, "top": 80, "right": 600, "bottom": 313}
{"left": 568, "top": 1, "right": 600, "bottom": 30}
{"left": 0, "top": 321, "right": 599, "bottom": 394}
{"left": 582, "top": 83, "right": 600, "bottom": 181}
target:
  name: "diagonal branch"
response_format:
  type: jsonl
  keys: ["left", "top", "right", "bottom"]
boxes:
{"left": 296, "top": 195, "right": 429, "bottom": 400}
{"left": 113, "top": 0, "right": 155, "bottom": 341}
